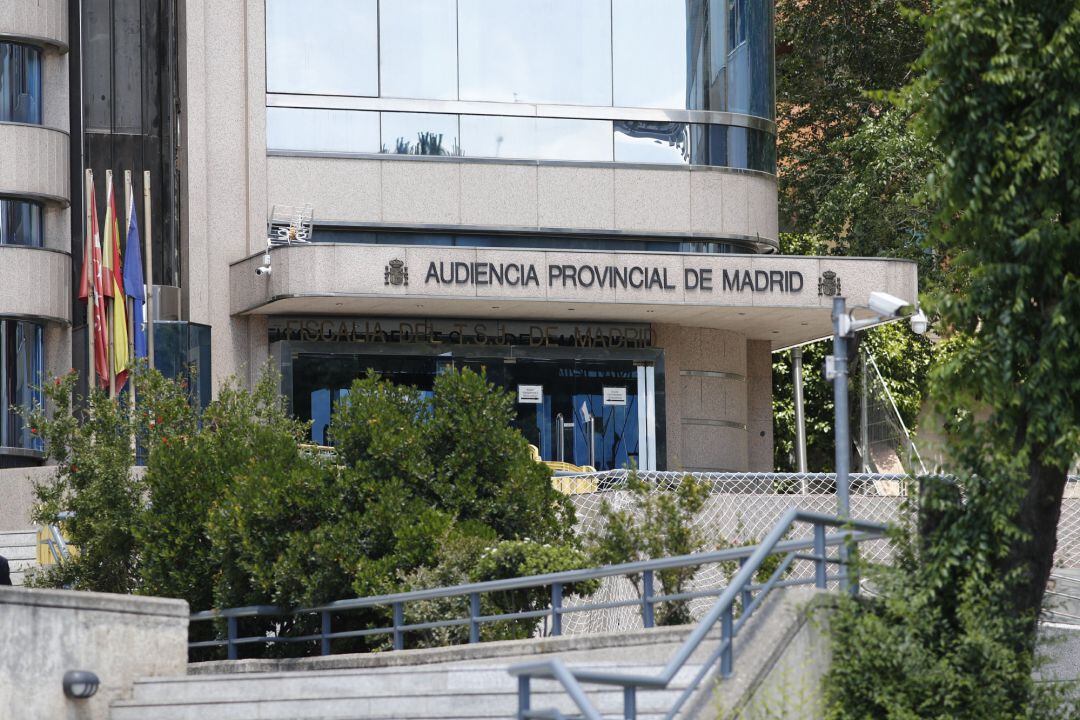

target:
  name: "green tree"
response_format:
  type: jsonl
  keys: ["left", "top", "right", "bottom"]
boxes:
{"left": 915, "top": 0, "right": 1080, "bottom": 637}
{"left": 773, "top": 2, "right": 940, "bottom": 472}
{"left": 776, "top": 0, "right": 929, "bottom": 229}
{"left": 825, "top": 0, "right": 1079, "bottom": 715}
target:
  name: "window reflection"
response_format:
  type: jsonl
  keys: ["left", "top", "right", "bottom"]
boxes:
{"left": 458, "top": 0, "right": 612, "bottom": 106}
{"left": 459, "top": 116, "right": 613, "bottom": 162}
{"left": 381, "top": 112, "right": 460, "bottom": 156}
{"left": 612, "top": 0, "right": 687, "bottom": 109}
{"left": 379, "top": 0, "right": 457, "bottom": 100}
{"left": 535, "top": 119, "right": 613, "bottom": 162}
{"left": 0, "top": 199, "right": 42, "bottom": 247}
{"left": 266, "top": 0, "right": 378, "bottom": 96}
{"left": 311, "top": 227, "right": 756, "bottom": 254}
{"left": 459, "top": 115, "right": 536, "bottom": 159}
{"left": 264, "top": 0, "right": 774, "bottom": 120}
{"left": 690, "top": 123, "right": 774, "bottom": 171}
{"left": 613, "top": 121, "right": 690, "bottom": 164}
{"left": 0, "top": 42, "right": 42, "bottom": 124}
{"left": 267, "top": 107, "right": 380, "bottom": 153}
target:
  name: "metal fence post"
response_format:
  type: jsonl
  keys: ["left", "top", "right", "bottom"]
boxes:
{"left": 469, "top": 592, "right": 481, "bottom": 643}
{"left": 226, "top": 616, "right": 237, "bottom": 660}
{"left": 738, "top": 557, "right": 752, "bottom": 615}
{"left": 720, "top": 605, "right": 733, "bottom": 678}
{"left": 551, "top": 582, "right": 563, "bottom": 636}
{"left": 814, "top": 523, "right": 827, "bottom": 589}
{"left": 392, "top": 602, "right": 404, "bottom": 651}
{"left": 517, "top": 675, "right": 531, "bottom": 720}
{"left": 624, "top": 686, "right": 637, "bottom": 720}
{"left": 320, "top": 611, "right": 331, "bottom": 656}
{"left": 642, "top": 570, "right": 655, "bottom": 629}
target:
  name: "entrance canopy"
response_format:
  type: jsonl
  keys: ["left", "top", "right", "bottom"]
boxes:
{"left": 231, "top": 244, "right": 918, "bottom": 349}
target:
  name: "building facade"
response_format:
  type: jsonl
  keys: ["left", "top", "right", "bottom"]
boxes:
{"left": 0, "top": 0, "right": 917, "bottom": 479}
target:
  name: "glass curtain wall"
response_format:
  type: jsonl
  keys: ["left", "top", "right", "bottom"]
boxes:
{"left": 265, "top": 0, "right": 775, "bottom": 167}
{"left": 0, "top": 42, "right": 42, "bottom": 124}
{"left": 0, "top": 320, "right": 44, "bottom": 452}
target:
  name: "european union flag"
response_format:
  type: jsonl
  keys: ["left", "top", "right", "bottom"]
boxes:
{"left": 123, "top": 193, "right": 148, "bottom": 359}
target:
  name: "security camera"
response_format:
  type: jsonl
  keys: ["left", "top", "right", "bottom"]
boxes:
{"left": 909, "top": 309, "right": 929, "bottom": 335}
{"left": 255, "top": 264, "right": 272, "bottom": 276}
{"left": 867, "top": 291, "right": 913, "bottom": 318}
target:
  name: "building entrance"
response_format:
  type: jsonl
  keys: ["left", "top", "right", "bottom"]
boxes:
{"left": 284, "top": 341, "right": 662, "bottom": 472}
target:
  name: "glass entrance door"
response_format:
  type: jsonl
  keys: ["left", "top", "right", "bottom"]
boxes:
{"left": 498, "top": 359, "right": 654, "bottom": 471}
{"left": 290, "top": 350, "right": 658, "bottom": 471}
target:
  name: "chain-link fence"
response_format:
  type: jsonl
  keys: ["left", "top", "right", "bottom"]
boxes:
{"left": 555, "top": 470, "right": 1080, "bottom": 635}
{"left": 856, "top": 352, "right": 927, "bottom": 474}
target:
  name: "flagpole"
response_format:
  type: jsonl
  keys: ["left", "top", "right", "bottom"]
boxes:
{"left": 125, "top": 170, "right": 137, "bottom": 451}
{"left": 85, "top": 169, "right": 95, "bottom": 392}
{"left": 106, "top": 169, "right": 116, "bottom": 400}
{"left": 143, "top": 171, "right": 155, "bottom": 370}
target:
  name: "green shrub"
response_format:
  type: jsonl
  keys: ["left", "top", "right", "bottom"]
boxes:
{"left": 26, "top": 372, "right": 143, "bottom": 593}
{"left": 27, "top": 364, "right": 584, "bottom": 659}
{"left": 587, "top": 471, "right": 709, "bottom": 625}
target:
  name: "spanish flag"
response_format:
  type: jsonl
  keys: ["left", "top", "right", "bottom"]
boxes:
{"left": 103, "top": 177, "right": 130, "bottom": 392}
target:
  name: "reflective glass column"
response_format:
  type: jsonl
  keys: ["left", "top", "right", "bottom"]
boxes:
{"left": 0, "top": 320, "right": 44, "bottom": 453}
{"left": 0, "top": 41, "right": 42, "bottom": 124}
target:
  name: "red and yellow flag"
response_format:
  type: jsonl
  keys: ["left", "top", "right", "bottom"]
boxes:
{"left": 103, "top": 178, "right": 130, "bottom": 391}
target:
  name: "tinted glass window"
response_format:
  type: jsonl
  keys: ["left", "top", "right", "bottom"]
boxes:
{"left": 459, "top": 115, "right": 536, "bottom": 159}
{"left": 381, "top": 112, "right": 460, "bottom": 156}
{"left": 535, "top": 119, "right": 613, "bottom": 162}
{"left": 379, "top": 0, "right": 458, "bottom": 100}
{"left": 613, "top": 121, "right": 690, "bottom": 164}
{"left": 311, "top": 227, "right": 758, "bottom": 253}
{"left": 1, "top": 320, "right": 44, "bottom": 452}
{"left": 266, "top": 0, "right": 378, "bottom": 96}
{"left": 458, "top": 0, "right": 612, "bottom": 106}
{"left": 267, "top": 107, "right": 380, "bottom": 153}
{"left": 690, "top": 123, "right": 774, "bottom": 172}
{"left": 0, "top": 199, "right": 43, "bottom": 247}
{"left": 0, "top": 42, "right": 42, "bottom": 124}
{"left": 612, "top": 0, "right": 687, "bottom": 109}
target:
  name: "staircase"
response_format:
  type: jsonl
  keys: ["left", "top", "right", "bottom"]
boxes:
{"left": 111, "top": 627, "right": 716, "bottom": 720}
{"left": 0, "top": 528, "right": 38, "bottom": 585}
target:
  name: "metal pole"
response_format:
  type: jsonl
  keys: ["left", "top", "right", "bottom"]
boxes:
{"left": 792, "top": 346, "right": 808, "bottom": 475}
{"left": 588, "top": 417, "right": 595, "bottom": 469}
{"left": 859, "top": 345, "right": 870, "bottom": 473}
{"left": 84, "top": 170, "right": 95, "bottom": 391}
{"left": 143, "top": 171, "right": 155, "bottom": 370}
{"left": 831, "top": 296, "right": 852, "bottom": 593}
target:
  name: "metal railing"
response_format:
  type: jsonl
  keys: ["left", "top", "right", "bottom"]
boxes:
{"left": 188, "top": 508, "right": 885, "bottom": 670}
{"left": 508, "top": 508, "right": 887, "bottom": 720}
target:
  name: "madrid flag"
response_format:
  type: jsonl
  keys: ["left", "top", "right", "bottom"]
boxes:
{"left": 77, "top": 179, "right": 109, "bottom": 388}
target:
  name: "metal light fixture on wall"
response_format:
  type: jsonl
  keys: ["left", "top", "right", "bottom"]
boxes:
{"left": 62, "top": 670, "right": 100, "bottom": 699}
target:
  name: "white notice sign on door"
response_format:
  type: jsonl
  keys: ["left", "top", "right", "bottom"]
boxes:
{"left": 517, "top": 385, "right": 543, "bottom": 404}
{"left": 603, "top": 386, "right": 627, "bottom": 406}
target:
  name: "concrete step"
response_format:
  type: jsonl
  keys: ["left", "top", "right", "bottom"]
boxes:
{"left": 124, "top": 664, "right": 702, "bottom": 705}
{"left": 112, "top": 681, "right": 688, "bottom": 720}
{"left": 0, "top": 528, "right": 40, "bottom": 586}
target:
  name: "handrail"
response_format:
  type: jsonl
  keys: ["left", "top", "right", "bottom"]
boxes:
{"left": 507, "top": 508, "right": 886, "bottom": 720}
{"left": 187, "top": 511, "right": 884, "bottom": 661}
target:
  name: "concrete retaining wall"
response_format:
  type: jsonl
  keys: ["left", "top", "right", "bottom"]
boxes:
{"left": 0, "top": 586, "right": 188, "bottom": 720}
